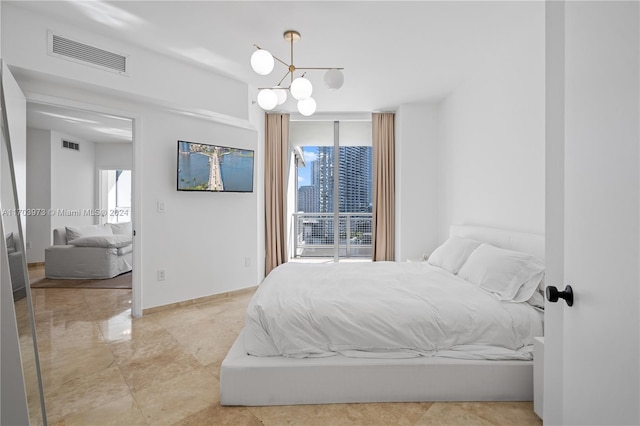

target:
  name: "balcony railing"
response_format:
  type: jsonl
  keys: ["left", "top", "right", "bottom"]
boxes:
{"left": 293, "top": 212, "right": 373, "bottom": 258}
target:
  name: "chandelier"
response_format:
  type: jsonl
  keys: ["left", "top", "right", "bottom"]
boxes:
{"left": 251, "top": 30, "right": 344, "bottom": 116}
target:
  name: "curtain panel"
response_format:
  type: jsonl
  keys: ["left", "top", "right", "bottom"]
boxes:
{"left": 264, "top": 113, "right": 290, "bottom": 275}
{"left": 372, "top": 112, "right": 395, "bottom": 261}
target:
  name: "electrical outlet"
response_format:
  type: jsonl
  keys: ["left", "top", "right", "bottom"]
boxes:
{"left": 25, "top": 241, "right": 32, "bottom": 249}
{"left": 157, "top": 269, "right": 166, "bottom": 281}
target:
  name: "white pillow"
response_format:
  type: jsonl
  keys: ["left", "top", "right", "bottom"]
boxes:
{"left": 427, "top": 237, "right": 482, "bottom": 274}
{"left": 109, "top": 222, "right": 132, "bottom": 235}
{"left": 68, "top": 234, "right": 132, "bottom": 248}
{"left": 66, "top": 224, "right": 113, "bottom": 241}
{"left": 457, "top": 243, "right": 545, "bottom": 302}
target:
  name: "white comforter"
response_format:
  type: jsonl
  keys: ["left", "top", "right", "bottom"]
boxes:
{"left": 244, "top": 262, "right": 543, "bottom": 360}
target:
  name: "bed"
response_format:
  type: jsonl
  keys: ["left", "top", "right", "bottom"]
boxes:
{"left": 220, "top": 225, "right": 545, "bottom": 405}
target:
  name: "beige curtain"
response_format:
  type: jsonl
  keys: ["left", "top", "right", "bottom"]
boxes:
{"left": 372, "top": 112, "right": 395, "bottom": 261}
{"left": 264, "top": 113, "right": 290, "bottom": 275}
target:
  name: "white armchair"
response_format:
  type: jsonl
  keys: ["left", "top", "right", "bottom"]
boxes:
{"left": 45, "top": 223, "right": 133, "bottom": 279}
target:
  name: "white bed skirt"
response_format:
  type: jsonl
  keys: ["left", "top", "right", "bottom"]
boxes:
{"left": 220, "top": 329, "right": 533, "bottom": 406}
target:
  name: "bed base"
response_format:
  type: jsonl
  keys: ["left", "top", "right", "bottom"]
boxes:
{"left": 220, "top": 329, "right": 533, "bottom": 406}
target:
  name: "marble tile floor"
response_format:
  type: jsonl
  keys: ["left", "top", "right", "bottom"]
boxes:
{"left": 17, "top": 268, "right": 542, "bottom": 426}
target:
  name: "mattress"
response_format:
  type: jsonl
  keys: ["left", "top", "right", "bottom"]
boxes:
{"left": 244, "top": 261, "right": 543, "bottom": 360}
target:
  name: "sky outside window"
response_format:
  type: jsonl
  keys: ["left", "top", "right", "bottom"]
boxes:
{"left": 297, "top": 146, "right": 318, "bottom": 189}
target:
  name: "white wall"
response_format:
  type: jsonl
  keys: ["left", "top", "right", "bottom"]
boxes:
{"left": 50, "top": 131, "right": 96, "bottom": 230}
{"left": 139, "top": 108, "right": 257, "bottom": 308}
{"left": 25, "top": 127, "right": 51, "bottom": 262}
{"left": 95, "top": 142, "right": 132, "bottom": 170}
{"left": 436, "top": 5, "right": 545, "bottom": 241}
{"left": 395, "top": 103, "right": 439, "bottom": 261}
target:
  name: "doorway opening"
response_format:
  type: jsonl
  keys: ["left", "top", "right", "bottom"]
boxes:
{"left": 25, "top": 99, "right": 138, "bottom": 314}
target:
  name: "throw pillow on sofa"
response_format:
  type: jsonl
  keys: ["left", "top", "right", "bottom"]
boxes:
{"left": 68, "top": 234, "right": 132, "bottom": 248}
{"left": 65, "top": 224, "right": 113, "bottom": 241}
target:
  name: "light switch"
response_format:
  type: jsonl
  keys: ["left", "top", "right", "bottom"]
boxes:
{"left": 157, "top": 200, "right": 166, "bottom": 213}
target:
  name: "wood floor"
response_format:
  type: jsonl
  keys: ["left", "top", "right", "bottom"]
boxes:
{"left": 16, "top": 266, "right": 542, "bottom": 425}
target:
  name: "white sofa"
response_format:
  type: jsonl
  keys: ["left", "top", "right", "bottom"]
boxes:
{"left": 44, "top": 223, "right": 133, "bottom": 279}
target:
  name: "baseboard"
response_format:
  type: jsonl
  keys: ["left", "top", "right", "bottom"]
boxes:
{"left": 142, "top": 286, "right": 257, "bottom": 315}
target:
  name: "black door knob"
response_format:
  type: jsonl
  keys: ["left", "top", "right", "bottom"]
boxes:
{"left": 546, "top": 285, "right": 574, "bottom": 306}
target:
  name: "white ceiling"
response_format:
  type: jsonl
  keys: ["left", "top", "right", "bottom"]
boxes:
{"left": 27, "top": 102, "right": 133, "bottom": 143}
{"left": 13, "top": 1, "right": 542, "bottom": 136}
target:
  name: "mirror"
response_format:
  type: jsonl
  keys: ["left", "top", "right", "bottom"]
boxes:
{"left": 1, "top": 61, "right": 47, "bottom": 424}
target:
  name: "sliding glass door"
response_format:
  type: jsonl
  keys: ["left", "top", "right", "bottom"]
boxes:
{"left": 291, "top": 120, "right": 372, "bottom": 261}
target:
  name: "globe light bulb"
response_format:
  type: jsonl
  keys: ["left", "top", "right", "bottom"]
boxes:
{"left": 272, "top": 86, "right": 287, "bottom": 105}
{"left": 290, "top": 77, "right": 313, "bottom": 100}
{"left": 297, "top": 97, "right": 317, "bottom": 116}
{"left": 324, "top": 69, "right": 344, "bottom": 90}
{"left": 257, "top": 89, "right": 278, "bottom": 110}
{"left": 250, "top": 49, "right": 274, "bottom": 75}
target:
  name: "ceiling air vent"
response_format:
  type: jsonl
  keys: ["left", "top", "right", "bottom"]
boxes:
{"left": 62, "top": 140, "right": 80, "bottom": 151}
{"left": 48, "top": 31, "right": 128, "bottom": 75}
